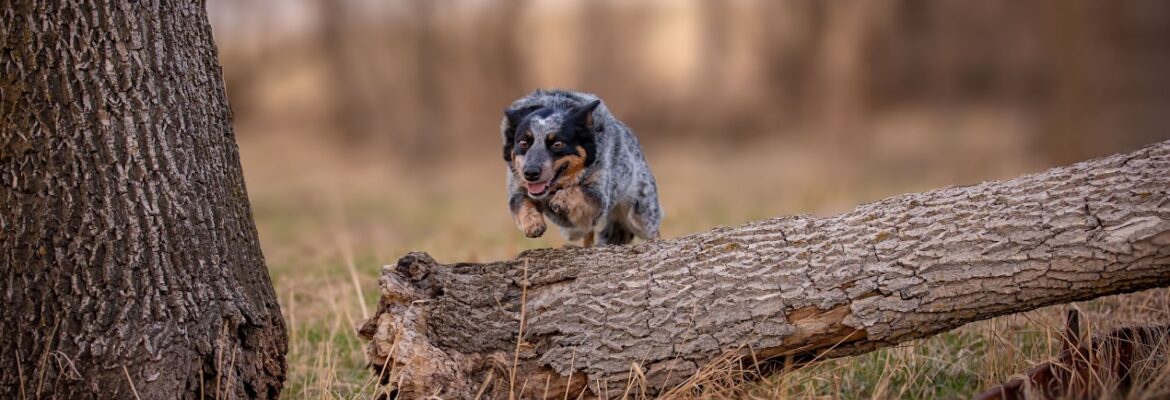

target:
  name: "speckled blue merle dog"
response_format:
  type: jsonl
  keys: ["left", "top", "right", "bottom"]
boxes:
{"left": 502, "top": 89, "right": 662, "bottom": 246}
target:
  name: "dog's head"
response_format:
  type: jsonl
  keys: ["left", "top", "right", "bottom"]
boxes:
{"left": 502, "top": 100, "right": 600, "bottom": 199}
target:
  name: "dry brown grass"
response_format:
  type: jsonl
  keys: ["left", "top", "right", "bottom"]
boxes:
{"left": 238, "top": 131, "right": 1170, "bottom": 399}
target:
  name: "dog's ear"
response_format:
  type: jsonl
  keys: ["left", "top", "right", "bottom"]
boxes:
{"left": 502, "top": 106, "right": 540, "bottom": 162}
{"left": 504, "top": 108, "right": 526, "bottom": 128}
{"left": 570, "top": 100, "right": 602, "bottom": 130}
{"left": 504, "top": 105, "right": 540, "bottom": 130}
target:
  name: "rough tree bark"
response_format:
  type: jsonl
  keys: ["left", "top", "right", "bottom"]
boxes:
{"left": 1, "top": 1, "right": 286, "bottom": 398}
{"left": 360, "top": 140, "right": 1170, "bottom": 399}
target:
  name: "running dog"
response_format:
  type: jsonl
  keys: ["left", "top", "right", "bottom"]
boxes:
{"left": 502, "top": 89, "right": 662, "bottom": 246}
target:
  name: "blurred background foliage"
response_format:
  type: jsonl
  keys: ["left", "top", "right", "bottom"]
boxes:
{"left": 210, "top": 0, "right": 1170, "bottom": 166}
{"left": 204, "top": 2, "right": 1170, "bottom": 397}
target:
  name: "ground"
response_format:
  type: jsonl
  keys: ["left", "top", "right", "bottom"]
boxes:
{"left": 238, "top": 132, "right": 1170, "bottom": 399}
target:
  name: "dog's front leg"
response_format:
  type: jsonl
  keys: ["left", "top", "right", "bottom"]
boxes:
{"left": 510, "top": 196, "right": 546, "bottom": 238}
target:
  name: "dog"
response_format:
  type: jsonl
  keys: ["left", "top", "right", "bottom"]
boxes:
{"left": 502, "top": 89, "right": 662, "bottom": 246}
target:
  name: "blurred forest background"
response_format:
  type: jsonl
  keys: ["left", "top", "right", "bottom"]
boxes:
{"left": 204, "top": 1, "right": 1170, "bottom": 397}
{"left": 209, "top": 0, "right": 1170, "bottom": 164}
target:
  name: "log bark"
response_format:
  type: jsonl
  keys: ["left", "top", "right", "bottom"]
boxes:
{"left": 1, "top": 1, "right": 286, "bottom": 398}
{"left": 360, "top": 140, "right": 1170, "bottom": 399}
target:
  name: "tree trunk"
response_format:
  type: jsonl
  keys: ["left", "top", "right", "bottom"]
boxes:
{"left": 360, "top": 140, "right": 1170, "bottom": 399}
{"left": 1, "top": 1, "right": 286, "bottom": 398}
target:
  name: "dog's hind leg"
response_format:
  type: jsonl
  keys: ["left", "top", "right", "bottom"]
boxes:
{"left": 598, "top": 222, "right": 635, "bottom": 245}
{"left": 623, "top": 200, "right": 661, "bottom": 240}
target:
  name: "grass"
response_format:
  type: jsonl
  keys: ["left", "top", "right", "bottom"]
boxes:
{"left": 238, "top": 133, "right": 1170, "bottom": 399}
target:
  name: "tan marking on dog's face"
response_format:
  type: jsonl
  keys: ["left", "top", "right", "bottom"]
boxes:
{"left": 507, "top": 153, "right": 535, "bottom": 191}
{"left": 552, "top": 146, "right": 588, "bottom": 190}
{"left": 510, "top": 126, "right": 537, "bottom": 172}
{"left": 512, "top": 199, "right": 546, "bottom": 238}
{"left": 511, "top": 154, "right": 526, "bottom": 184}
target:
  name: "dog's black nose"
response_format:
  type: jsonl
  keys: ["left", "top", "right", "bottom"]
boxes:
{"left": 523, "top": 168, "right": 542, "bottom": 182}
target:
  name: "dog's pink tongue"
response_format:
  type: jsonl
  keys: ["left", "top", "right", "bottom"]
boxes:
{"left": 526, "top": 181, "right": 549, "bottom": 194}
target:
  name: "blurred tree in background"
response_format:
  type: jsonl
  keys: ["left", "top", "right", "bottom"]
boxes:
{"left": 209, "top": 0, "right": 1170, "bottom": 166}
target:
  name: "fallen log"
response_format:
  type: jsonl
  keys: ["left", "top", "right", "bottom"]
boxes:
{"left": 359, "top": 140, "right": 1170, "bottom": 399}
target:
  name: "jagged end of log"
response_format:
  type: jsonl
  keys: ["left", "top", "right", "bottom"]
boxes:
{"left": 357, "top": 252, "right": 586, "bottom": 398}
{"left": 360, "top": 140, "right": 1170, "bottom": 399}
{"left": 356, "top": 253, "right": 477, "bottom": 396}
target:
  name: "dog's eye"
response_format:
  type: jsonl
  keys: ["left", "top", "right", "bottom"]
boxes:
{"left": 517, "top": 140, "right": 529, "bottom": 149}
{"left": 550, "top": 141, "right": 565, "bottom": 150}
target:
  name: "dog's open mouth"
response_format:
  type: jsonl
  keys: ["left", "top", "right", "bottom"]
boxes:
{"left": 526, "top": 180, "right": 551, "bottom": 196}
{"left": 526, "top": 165, "right": 567, "bottom": 197}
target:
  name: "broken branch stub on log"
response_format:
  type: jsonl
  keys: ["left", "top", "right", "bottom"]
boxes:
{"left": 359, "top": 140, "right": 1170, "bottom": 399}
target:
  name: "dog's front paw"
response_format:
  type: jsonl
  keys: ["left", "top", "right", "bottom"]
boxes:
{"left": 521, "top": 218, "right": 546, "bottom": 238}
{"left": 549, "top": 187, "right": 599, "bottom": 227}
{"left": 513, "top": 199, "right": 547, "bottom": 239}
{"left": 548, "top": 188, "right": 577, "bottom": 216}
